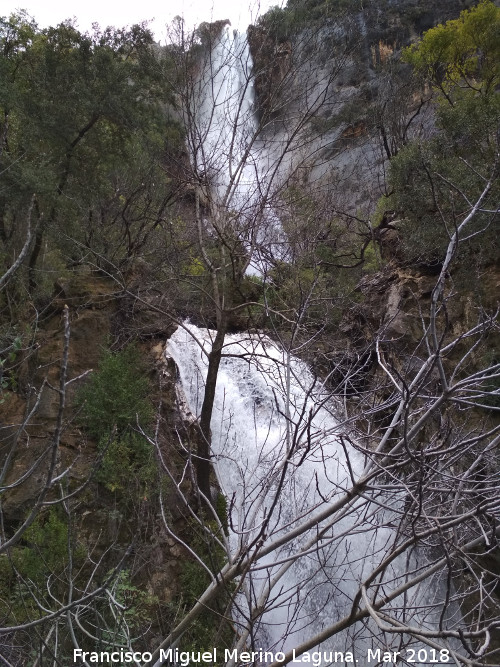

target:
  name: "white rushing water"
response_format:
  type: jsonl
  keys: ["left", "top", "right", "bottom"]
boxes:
{"left": 193, "top": 26, "right": 288, "bottom": 275}
{"left": 195, "top": 26, "right": 260, "bottom": 209}
{"left": 165, "top": 324, "right": 444, "bottom": 661}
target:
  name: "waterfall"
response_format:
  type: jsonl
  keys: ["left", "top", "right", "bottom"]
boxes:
{"left": 169, "top": 17, "right": 461, "bottom": 666}
{"left": 166, "top": 324, "right": 450, "bottom": 662}
{"left": 195, "top": 26, "right": 259, "bottom": 210}
{"left": 193, "top": 26, "right": 287, "bottom": 275}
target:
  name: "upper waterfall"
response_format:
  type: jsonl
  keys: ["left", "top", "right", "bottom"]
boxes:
{"left": 190, "top": 25, "right": 286, "bottom": 275}
{"left": 194, "top": 26, "right": 260, "bottom": 209}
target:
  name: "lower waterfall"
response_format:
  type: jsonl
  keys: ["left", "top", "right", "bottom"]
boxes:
{"left": 166, "top": 323, "right": 452, "bottom": 664}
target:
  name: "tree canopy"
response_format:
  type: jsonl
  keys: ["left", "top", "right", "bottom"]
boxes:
{"left": 390, "top": 0, "right": 500, "bottom": 264}
{"left": 403, "top": 0, "right": 500, "bottom": 101}
{"left": 0, "top": 13, "right": 180, "bottom": 299}
{"left": 0, "top": 5, "right": 499, "bottom": 666}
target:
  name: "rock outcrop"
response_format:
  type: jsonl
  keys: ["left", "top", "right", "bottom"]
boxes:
{"left": 247, "top": 0, "right": 469, "bottom": 211}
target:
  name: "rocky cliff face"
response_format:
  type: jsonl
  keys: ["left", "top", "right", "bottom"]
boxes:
{"left": 248, "top": 0, "right": 470, "bottom": 212}
{"left": 249, "top": 0, "right": 473, "bottom": 113}
{"left": 247, "top": 0, "right": 499, "bottom": 415}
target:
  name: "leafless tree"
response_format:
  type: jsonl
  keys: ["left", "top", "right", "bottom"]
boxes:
{"left": 0, "top": 284, "right": 134, "bottom": 665}
{"left": 2, "top": 13, "right": 498, "bottom": 667}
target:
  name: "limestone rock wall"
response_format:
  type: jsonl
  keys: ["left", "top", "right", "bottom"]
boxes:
{"left": 247, "top": 0, "right": 469, "bottom": 212}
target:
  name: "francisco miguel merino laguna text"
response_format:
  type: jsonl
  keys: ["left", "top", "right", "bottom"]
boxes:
{"left": 74, "top": 646, "right": 452, "bottom": 664}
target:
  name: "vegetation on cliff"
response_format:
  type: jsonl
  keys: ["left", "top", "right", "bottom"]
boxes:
{"left": 391, "top": 0, "right": 500, "bottom": 264}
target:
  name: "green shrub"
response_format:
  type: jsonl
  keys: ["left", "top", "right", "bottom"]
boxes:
{"left": 77, "top": 345, "right": 152, "bottom": 439}
{"left": 177, "top": 518, "right": 233, "bottom": 652}
{"left": 111, "top": 569, "right": 159, "bottom": 633}
{"left": 362, "top": 241, "right": 382, "bottom": 273}
{"left": 97, "top": 432, "right": 155, "bottom": 493}
{"left": 77, "top": 345, "right": 155, "bottom": 495}
{"left": 258, "top": 0, "right": 356, "bottom": 40}
{"left": 390, "top": 130, "right": 499, "bottom": 266}
{"left": 13, "top": 510, "right": 69, "bottom": 583}
{"left": 392, "top": 2, "right": 500, "bottom": 267}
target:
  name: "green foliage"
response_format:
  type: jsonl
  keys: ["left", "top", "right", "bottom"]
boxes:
{"left": 180, "top": 520, "right": 227, "bottom": 601}
{"left": 390, "top": 130, "right": 499, "bottom": 264}
{"left": 257, "top": 5, "right": 296, "bottom": 42}
{"left": 97, "top": 432, "right": 155, "bottom": 493}
{"left": 403, "top": 1, "right": 500, "bottom": 100}
{"left": 185, "top": 256, "right": 205, "bottom": 276}
{"left": 77, "top": 345, "right": 155, "bottom": 495}
{"left": 0, "top": 509, "right": 78, "bottom": 624}
{"left": 177, "top": 518, "right": 232, "bottom": 652}
{"left": 110, "top": 569, "right": 159, "bottom": 634}
{"left": 78, "top": 345, "right": 152, "bottom": 440}
{"left": 437, "top": 89, "right": 500, "bottom": 145}
{"left": 372, "top": 194, "right": 395, "bottom": 228}
{"left": 257, "top": 0, "right": 357, "bottom": 40}
{"left": 362, "top": 242, "right": 382, "bottom": 273}
{"left": 13, "top": 510, "right": 69, "bottom": 583}
{"left": 391, "top": 2, "right": 500, "bottom": 266}
{"left": 0, "top": 13, "right": 180, "bottom": 301}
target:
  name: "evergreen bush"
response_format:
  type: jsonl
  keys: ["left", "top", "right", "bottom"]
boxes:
{"left": 77, "top": 345, "right": 152, "bottom": 440}
{"left": 77, "top": 345, "right": 154, "bottom": 493}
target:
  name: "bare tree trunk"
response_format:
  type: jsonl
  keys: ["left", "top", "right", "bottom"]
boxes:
{"left": 0, "top": 195, "right": 35, "bottom": 291}
{"left": 197, "top": 312, "right": 227, "bottom": 500}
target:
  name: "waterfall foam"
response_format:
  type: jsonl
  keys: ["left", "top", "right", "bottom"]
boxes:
{"left": 165, "top": 324, "right": 446, "bottom": 662}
